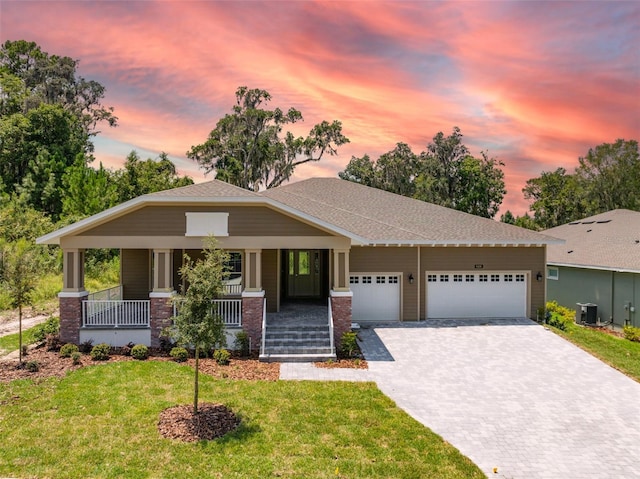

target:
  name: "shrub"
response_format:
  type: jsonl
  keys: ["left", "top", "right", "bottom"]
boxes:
{"left": 214, "top": 348, "right": 231, "bottom": 365}
{"left": 233, "top": 331, "right": 250, "bottom": 357}
{"left": 45, "top": 333, "right": 61, "bottom": 351}
{"left": 25, "top": 360, "right": 39, "bottom": 372}
{"left": 90, "top": 343, "right": 111, "bottom": 361}
{"left": 623, "top": 325, "right": 640, "bottom": 342}
{"left": 79, "top": 339, "right": 94, "bottom": 354}
{"left": 21, "top": 344, "right": 28, "bottom": 356}
{"left": 120, "top": 341, "right": 135, "bottom": 356}
{"left": 32, "top": 316, "right": 60, "bottom": 343}
{"left": 170, "top": 347, "right": 189, "bottom": 362}
{"left": 71, "top": 351, "right": 82, "bottom": 365}
{"left": 59, "top": 343, "right": 79, "bottom": 358}
{"left": 545, "top": 301, "right": 575, "bottom": 330}
{"left": 131, "top": 344, "right": 149, "bottom": 360}
{"left": 547, "top": 312, "right": 570, "bottom": 331}
{"left": 339, "top": 331, "right": 360, "bottom": 359}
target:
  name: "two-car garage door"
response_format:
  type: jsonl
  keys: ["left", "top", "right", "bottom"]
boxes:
{"left": 426, "top": 272, "right": 527, "bottom": 319}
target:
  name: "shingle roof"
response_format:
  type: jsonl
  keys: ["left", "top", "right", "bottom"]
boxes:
{"left": 260, "top": 178, "right": 558, "bottom": 244}
{"left": 147, "top": 179, "right": 260, "bottom": 198}
{"left": 543, "top": 209, "right": 640, "bottom": 272}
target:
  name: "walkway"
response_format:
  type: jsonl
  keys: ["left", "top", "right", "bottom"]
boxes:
{"left": 280, "top": 319, "right": 640, "bottom": 479}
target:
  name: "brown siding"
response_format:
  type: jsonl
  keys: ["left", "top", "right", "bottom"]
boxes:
{"left": 121, "top": 249, "right": 150, "bottom": 300}
{"left": 80, "top": 205, "right": 331, "bottom": 237}
{"left": 262, "top": 250, "right": 278, "bottom": 313}
{"left": 419, "top": 246, "right": 546, "bottom": 320}
{"left": 350, "top": 247, "right": 419, "bottom": 321}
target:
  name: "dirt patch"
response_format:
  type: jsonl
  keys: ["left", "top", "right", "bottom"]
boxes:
{"left": 158, "top": 403, "right": 240, "bottom": 442}
{"left": 0, "top": 347, "right": 280, "bottom": 383}
{"left": 0, "top": 307, "right": 58, "bottom": 338}
{"left": 314, "top": 358, "right": 368, "bottom": 369}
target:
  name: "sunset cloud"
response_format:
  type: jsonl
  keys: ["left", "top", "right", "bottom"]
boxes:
{"left": 1, "top": 0, "right": 638, "bottom": 216}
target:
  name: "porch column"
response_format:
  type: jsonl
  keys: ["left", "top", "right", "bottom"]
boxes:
{"left": 150, "top": 249, "right": 174, "bottom": 348}
{"left": 244, "top": 249, "right": 262, "bottom": 291}
{"left": 332, "top": 248, "right": 350, "bottom": 291}
{"left": 59, "top": 249, "right": 87, "bottom": 344}
{"left": 152, "top": 249, "right": 173, "bottom": 293}
{"left": 242, "top": 290, "right": 265, "bottom": 353}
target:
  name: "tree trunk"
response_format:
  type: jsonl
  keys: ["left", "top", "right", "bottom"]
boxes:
{"left": 18, "top": 304, "right": 23, "bottom": 364}
{"left": 194, "top": 345, "right": 199, "bottom": 415}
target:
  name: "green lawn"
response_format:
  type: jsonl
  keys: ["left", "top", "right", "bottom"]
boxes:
{"left": 0, "top": 325, "right": 40, "bottom": 356}
{"left": 551, "top": 323, "right": 640, "bottom": 382}
{"left": 0, "top": 361, "right": 483, "bottom": 479}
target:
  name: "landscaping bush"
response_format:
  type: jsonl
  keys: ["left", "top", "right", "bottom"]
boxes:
{"left": 32, "top": 316, "right": 60, "bottom": 343}
{"left": 170, "top": 347, "right": 189, "bottom": 362}
{"left": 59, "top": 343, "right": 79, "bottom": 358}
{"left": 339, "top": 331, "right": 360, "bottom": 359}
{"left": 90, "top": 343, "right": 111, "bottom": 361}
{"left": 623, "top": 325, "right": 640, "bottom": 342}
{"left": 79, "top": 339, "right": 94, "bottom": 354}
{"left": 120, "top": 341, "right": 135, "bottom": 356}
{"left": 25, "top": 360, "right": 39, "bottom": 372}
{"left": 545, "top": 301, "right": 575, "bottom": 330}
{"left": 71, "top": 351, "right": 82, "bottom": 365}
{"left": 45, "top": 333, "right": 61, "bottom": 351}
{"left": 233, "top": 331, "right": 250, "bottom": 357}
{"left": 131, "top": 344, "right": 149, "bottom": 360}
{"left": 214, "top": 348, "right": 231, "bottom": 365}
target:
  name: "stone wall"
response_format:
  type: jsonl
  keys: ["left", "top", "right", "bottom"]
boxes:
{"left": 330, "top": 294, "right": 352, "bottom": 348}
{"left": 59, "top": 295, "right": 85, "bottom": 344}
{"left": 242, "top": 296, "right": 264, "bottom": 352}
{"left": 150, "top": 296, "right": 174, "bottom": 348}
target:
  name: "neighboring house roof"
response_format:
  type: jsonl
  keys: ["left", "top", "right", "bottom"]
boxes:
{"left": 37, "top": 177, "right": 561, "bottom": 246}
{"left": 543, "top": 209, "right": 640, "bottom": 273}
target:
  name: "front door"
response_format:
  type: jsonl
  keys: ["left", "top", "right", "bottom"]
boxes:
{"left": 287, "top": 250, "right": 320, "bottom": 297}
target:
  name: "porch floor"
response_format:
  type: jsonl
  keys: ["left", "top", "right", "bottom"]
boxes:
{"left": 266, "top": 301, "right": 327, "bottom": 326}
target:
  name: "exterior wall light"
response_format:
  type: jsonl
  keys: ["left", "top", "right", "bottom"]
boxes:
{"left": 536, "top": 272, "right": 543, "bottom": 282}
{"left": 409, "top": 273, "right": 414, "bottom": 284}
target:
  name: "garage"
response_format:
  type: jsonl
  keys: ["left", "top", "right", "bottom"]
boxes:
{"left": 350, "top": 273, "right": 401, "bottom": 322}
{"left": 426, "top": 272, "right": 527, "bottom": 319}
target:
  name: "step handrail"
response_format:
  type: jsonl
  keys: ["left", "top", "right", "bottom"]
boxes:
{"left": 328, "top": 297, "right": 335, "bottom": 355}
{"left": 260, "top": 298, "right": 267, "bottom": 356}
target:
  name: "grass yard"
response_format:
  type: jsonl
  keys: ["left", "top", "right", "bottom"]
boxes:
{"left": 0, "top": 326, "right": 40, "bottom": 356}
{"left": 551, "top": 323, "right": 640, "bottom": 382}
{"left": 0, "top": 361, "right": 483, "bottom": 479}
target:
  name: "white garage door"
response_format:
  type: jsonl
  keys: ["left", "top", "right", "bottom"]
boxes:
{"left": 350, "top": 274, "right": 401, "bottom": 322}
{"left": 426, "top": 272, "right": 527, "bottom": 319}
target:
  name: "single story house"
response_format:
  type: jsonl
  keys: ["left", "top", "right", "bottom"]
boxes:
{"left": 37, "top": 178, "right": 560, "bottom": 360}
{"left": 544, "top": 209, "right": 640, "bottom": 328}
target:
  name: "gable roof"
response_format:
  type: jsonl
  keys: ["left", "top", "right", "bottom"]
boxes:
{"left": 543, "top": 209, "right": 640, "bottom": 273}
{"left": 37, "top": 177, "right": 560, "bottom": 246}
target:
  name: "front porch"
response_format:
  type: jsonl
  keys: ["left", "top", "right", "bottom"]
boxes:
{"left": 58, "top": 246, "right": 352, "bottom": 360}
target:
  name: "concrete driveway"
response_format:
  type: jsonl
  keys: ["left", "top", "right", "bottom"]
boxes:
{"left": 355, "top": 319, "right": 640, "bottom": 479}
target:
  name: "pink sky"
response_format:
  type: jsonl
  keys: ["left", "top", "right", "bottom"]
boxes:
{"left": 2, "top": 0, "right": 638, "bottom": 216}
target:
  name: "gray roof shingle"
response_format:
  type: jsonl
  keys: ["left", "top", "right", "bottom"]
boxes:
{"left": 543, "top": 209, "right": 640, "bottom": 272}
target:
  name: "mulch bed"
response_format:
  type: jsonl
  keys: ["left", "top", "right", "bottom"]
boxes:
{"left": 0, "top": 347, "right": 280, "bottom": 383}
{"left": 315, "top": 358, "right": 368, "bottom": 369}
{"left": 158, "top": 403, "right": 240, "bottom": 442}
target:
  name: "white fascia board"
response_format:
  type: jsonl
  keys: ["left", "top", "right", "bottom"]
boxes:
{"left": 368, "top": 239, "right": 563, "bottom": 247}
{"left": 547, "top": 262, "right": 640, "bottom": 274}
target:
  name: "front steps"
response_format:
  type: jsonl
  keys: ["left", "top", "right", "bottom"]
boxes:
{"left": 260, "top": 324, "right": 336, "bottom": 362}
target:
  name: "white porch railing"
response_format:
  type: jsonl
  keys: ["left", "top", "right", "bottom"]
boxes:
{"left": 223, "top": 283, "right": 243, "bottom": 295}
{"left": 83, "top": 300, "right": 150, "bottom": 327}
{"left": 173, "top": 299, "right": 242, "bottom": 327}
{"left": 260, "top": 298, "right": 267, "bottom": 356}
{"left": 328, "top": 297, "right": 335, "bottom": 355}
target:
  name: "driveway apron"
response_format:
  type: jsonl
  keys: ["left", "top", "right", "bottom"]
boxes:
{"left": 356, "top": 319, "right": 640, "bottom": 479}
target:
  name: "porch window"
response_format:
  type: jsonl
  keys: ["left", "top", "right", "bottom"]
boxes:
{"left": 223, "top": 252, "right": 243, "bottom": 295}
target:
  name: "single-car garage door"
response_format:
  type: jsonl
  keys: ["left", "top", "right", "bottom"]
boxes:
{"left": 426, "top": 272, "right": 527, "bottom": 319}
{"left": 350, "top": 273, "right": 401, "bottom": 322}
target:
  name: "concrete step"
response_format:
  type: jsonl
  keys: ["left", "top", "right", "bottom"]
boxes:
{"left": 259, "top": 352, "right": 336, "bottom": 363}
{"left": 265, "top": 340, "right": 330, "bottom": 349}
{"left": 266, "top": 325, "right": 329, "bottom": 333}
{"left": 265, "top": 331, "right": 330, "bottom": 341}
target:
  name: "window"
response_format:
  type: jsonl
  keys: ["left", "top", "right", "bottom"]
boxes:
{"left": 427, "top": 274, "right": 437, "bottom": 282}
{"left": 479, "top": 274, "right": 488, "bottom": 282}
{"left": 376, "top": 276, "right": 386, "bottom": 284}
{"left": 515, "top": 274, "right": 525, "bottom": 282}
{"left": 223, "top": 252, "right": 242, "bottom": 295}
{"left": 350, "top": 276, "right": 359, "bottom": 284}
{"left": 491, "top": 274, "right": 500, "bottom": 282}
{"left": 465, "top": 274, "right": 474, "bottom": 282}
{"left": 453, "top": 274, "right": 463, "bottom": 282}
{"left": 362, "top": 276, "right": 372, "bottom": 284}
{"left": 440, "top": 274, "right": 449, "bottom": 282}
{"left": 388, "top": 276, "right": 399, "bottom": 284}
{"left": 504, "top": 274, "right": 513, "bottom": 282}
{"left": 547, "top": 267, "right": 559, "bottom": 281}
